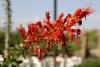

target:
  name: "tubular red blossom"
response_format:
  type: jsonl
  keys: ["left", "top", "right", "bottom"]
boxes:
{"left": 17, "top": 24, "right": 26, "bottom": 39}
{"left": 73, "top": 8, "right": 82, "bottom": 18}
{"left": 74, "top": 7, "right": 94, "bottom": 19}
{"left": 56, "top": 13, "right": 64, "bottom": 25}
{"left": 43, "top": 31, "right": 50, "bottom": 40}
{"left": 52, "top": 30, "right": 62, "bottom": 42}
{"left": 43, "top": 20, "right": 54, "bottom": 31}
{"left": 37, "top": 47, "right": 43, "bottom": 61}
{"left": 46, "top": 12, "right": 50, "bottom": 21}
{"left": 63, "top": 14, "right": 71, "bottom": 24}
{"left": 46, "top": 22, "right": 54, "bottom": 30}
{"left": 71, "top": 29, "right": 81, "bottom": 35}
{"left": 61, "top": 33, "right": 66, "bottom": 46}
{"left": 24, "top": 35, "right": 36, "bottom": 45}
{"left": 79, "top": 7, "right": 94, "bottom": 19}
{"left": 28, "top": 23, "right": 36, "bottom": 35}
{"left": 54, "top": 16, "right": 65, "bottom": 31}
{"left": 76, "top": 29, "right": 81, "bottom": 35}
{"left": 44, "top": 25, "right": 50, "bottom": 31}
{"left": 66, "top": 18, "right": 77, "bottom": 28}
{"left": 58, "top": 13, "right": 64, "bottom": 21}
{"left": 35, "top": 21, "right": 42, "bottom": 28}
{"left": 66, "top": 7, "right": 94, "bottom": 28}
{"left": 17, "top": 6, "right": 93, "bottom": 60}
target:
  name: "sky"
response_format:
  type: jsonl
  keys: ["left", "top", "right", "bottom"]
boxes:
{"left": 0, "top": 0, "right": 100, "bottom": 31}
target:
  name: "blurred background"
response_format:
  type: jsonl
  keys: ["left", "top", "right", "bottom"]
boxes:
{"left": 0, "top": 0, "right": 100, "bottom": 67}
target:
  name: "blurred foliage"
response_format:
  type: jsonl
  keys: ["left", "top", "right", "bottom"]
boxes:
{"left": 87, "top": 30, "right": 97, "bottom": 49}
{"left": 76, "top": 58, "right": 100, "bottom": 67}
{"left": 0, "top": 30, "right": 5, "bottom": 54}
{"left": 0, "top": 30, "right": 24, "bottom": 67}
{"left": 9, "top": 31, "right": 22, "bottom": 47}
{"left": 1, "top": 45, "right": 25, "bottom": 67}
{"left": 0, "top": 30, "right": 22, "bottom": 54}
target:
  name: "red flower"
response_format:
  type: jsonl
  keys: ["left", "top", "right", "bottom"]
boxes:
{"left": 53, "top": 13, "right": 65, "bottom": 31}
{"left": 17, "top": 24, "right": 26, "bottom": 39}
{"left": 17, "top": 7, "right": 93, "bottom": 60}
{"left": 45, "top": 12, "right": 50, "bottom": 21}
{"left": 43, "top": 25, "right": 50, "bottom": 31}
{"left": 64, "top": 14, "right": 71, "bottom": 24}
{"left": 37, "top": 47, "right": 43, "bottom": 61}
{"left": 35, "top": 21, "right": 42, "bottom": 28}
{"left": 24, "top": 35, "right": 36, "bottom": 45}
{"left": 52, "top": 30, "right": 62, "bottom": 42}
{"left": 79, "top": 7, "right": 94, "bottom": 19}
{"left": 73, "top": 8, "right": 82, "bottom": 18}
{"left": 76, "top": 29, "right": 81, "bottom": 35}
{"left": 74, "top": 7, "right": 94, "bottom": 19}
{"left": 43, "top": 31, "right": 50, "bottom": 40}
{"left": 28, "top": 23, "right": 36, "bottom": 35}
{"left": 61, "top": 33, "right": 66, "bottom": 46}
{"left": 71, "top": 29, "right": 81, "bottom": 35}
{"left": 58, "top": 13, "right": 64, "bottom": 21}
{"left": 66, "top": 18, "right": 77, "bottom": 28}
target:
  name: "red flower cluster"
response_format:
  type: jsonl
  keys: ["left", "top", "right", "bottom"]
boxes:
{"left": 17, "top": 7, "right": 93, "bottom": 61}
